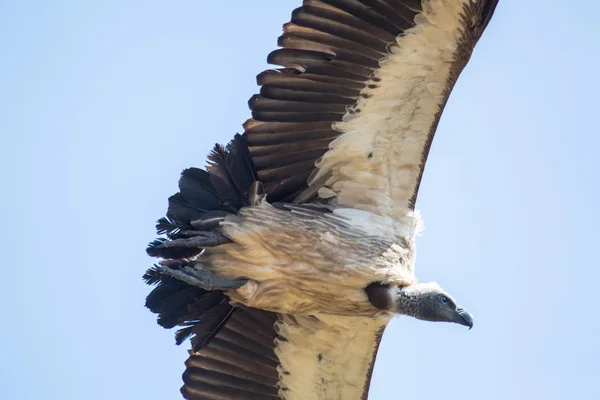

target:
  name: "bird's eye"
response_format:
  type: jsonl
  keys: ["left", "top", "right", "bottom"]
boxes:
{"left": 440, "top": 296, "right": 448, "bottom": 304}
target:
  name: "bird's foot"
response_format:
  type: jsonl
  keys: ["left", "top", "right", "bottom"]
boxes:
{"left": 157, "top": 263, "right": 247, "bottom": 291}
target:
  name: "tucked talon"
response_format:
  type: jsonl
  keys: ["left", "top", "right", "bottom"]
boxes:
{"left": 157, "top": 264, "right": 247, "bottom": 291}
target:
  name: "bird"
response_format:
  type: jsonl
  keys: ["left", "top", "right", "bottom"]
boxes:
{"left": 144, "top": 1, "right": 499, "bottom": 399}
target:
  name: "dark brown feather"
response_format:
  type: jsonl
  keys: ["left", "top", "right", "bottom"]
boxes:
{"left": 257, "top": 69, "right": 362, "bottom": 96}
{"left": 281, "top": 23, "right": 385, "bottom": 60}
{"left": 260, "top": 85, "right": 356, "bottom": 105}
{"left": 300, "top": 2, "right": 398, "bottom": 42}
{"left": 250, "top": 138, "right": 332, "bottom": 157}
{"left": 245, "top": 1, "right": 421, "bottom": 202}
{"left": 319, "top": 0, "right": 410, "bottom": 34}
{"left": 253, "top": 149, "right": 328, "bottom": 171}
{"left": 249, "top": 95, "right": 348, "bottom": 114}
{"left": 290, "top": 7, "right": 394, "bottom": 50}
{"left": 180, "top": 308, "right": 280, "bottom": 400}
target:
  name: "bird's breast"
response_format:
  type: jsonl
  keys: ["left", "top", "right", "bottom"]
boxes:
{"left": 215, "top": 203, "right": 418, "bottom": 316}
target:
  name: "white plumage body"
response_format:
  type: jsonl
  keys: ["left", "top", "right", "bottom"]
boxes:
{"left": 214, "top": 202, "right": 421, "bottom": 316}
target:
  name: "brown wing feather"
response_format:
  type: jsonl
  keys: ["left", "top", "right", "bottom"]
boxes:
{"left": 245, "top": 0, "right": 417, "bottom": 202}
{"left": 181, "top": 307, "right": 280, "bottom": 400}
{"left": 245, "top": 0, "right": 499, "bottom": 210}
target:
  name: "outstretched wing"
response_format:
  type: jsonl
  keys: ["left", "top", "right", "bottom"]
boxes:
{"left": 145, "top": 1, "right": 499, "bottom": 399}
{"left": 245, "top": 0, "right": 498, "bottom": 217}
{"left": 180, "top": 311, "right": 388, "bottom": 400}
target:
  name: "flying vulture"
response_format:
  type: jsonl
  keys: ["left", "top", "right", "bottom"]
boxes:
{"left": 144, "top": 0, "right": 499, "bottom": 398}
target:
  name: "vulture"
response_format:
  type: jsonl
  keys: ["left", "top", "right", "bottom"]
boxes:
{"left": 144, "top": 0, "right": 499, "bottom": 399}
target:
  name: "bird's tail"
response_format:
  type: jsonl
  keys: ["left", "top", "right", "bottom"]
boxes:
{"left": 144, "top": 134, "right": 259, "bottom": 350}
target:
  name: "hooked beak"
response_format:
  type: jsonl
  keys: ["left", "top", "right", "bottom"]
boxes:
{"left": 456, "top": 307, "right": 474, "bottom": 329}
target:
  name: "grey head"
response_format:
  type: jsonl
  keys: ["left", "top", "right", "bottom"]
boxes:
{"left": 366, "top": 282, "right": 474, "bottom": 329}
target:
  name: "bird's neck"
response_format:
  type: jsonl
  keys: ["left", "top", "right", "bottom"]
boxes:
{"left": 394, "top": 285, "right": 423, "bottom": 318}
{"left": 365, "top": 282, "right": 422, "bottom": 318}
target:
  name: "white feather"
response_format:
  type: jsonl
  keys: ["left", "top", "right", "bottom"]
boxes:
{"left": 309, "top": 0, "right": 472, "bottom": 219}
{"left": 329, "top": 207, "right": 423, "bottom": 238}
{"left": 275, "top": 314, "right": 389, "bottom": 400}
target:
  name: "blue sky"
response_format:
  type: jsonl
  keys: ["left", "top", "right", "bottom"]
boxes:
{"left": 1, "top": 1, "right": 599, "bottom": 399}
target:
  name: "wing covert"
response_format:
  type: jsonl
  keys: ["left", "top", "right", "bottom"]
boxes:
{"left": 244, "top": 0, "right": 499, "bottom": 215}
{"left": 275, "top": 314, "right": 389, "bottom": 400}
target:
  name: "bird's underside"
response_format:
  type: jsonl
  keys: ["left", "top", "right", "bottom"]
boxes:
{"left": 159, "top": 199, "right": 421, "bottom": 317}
{"left": 144, "top": 1, "right": 499, "bottom": 399}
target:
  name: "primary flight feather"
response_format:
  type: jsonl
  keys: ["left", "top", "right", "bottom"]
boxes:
{"left": 144, "top": 1, "right": 499, "bottom": 399}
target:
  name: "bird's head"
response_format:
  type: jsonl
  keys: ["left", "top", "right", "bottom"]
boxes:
{"left": 366, "top": 282, "right": 474, "bottom": 329}
{"left": 399, "top": 282, "right": 474, "bottom": 328}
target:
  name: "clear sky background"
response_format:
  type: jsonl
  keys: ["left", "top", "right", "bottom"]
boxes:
{"left": 1, "top": 1, "right": 599, "bottom": 399}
